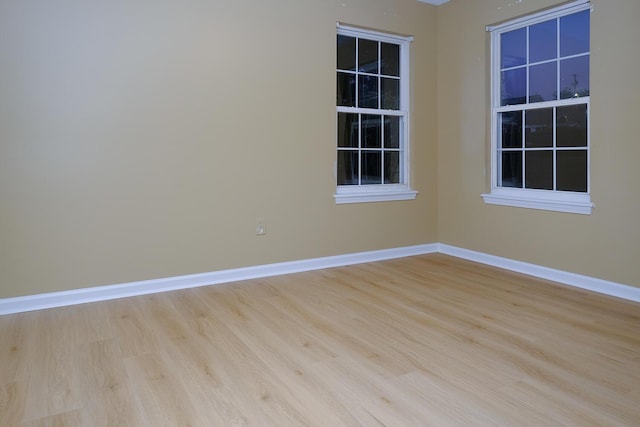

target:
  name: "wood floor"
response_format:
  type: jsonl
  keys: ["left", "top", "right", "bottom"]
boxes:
{"left": 1, "top": 254, "right": 639, "bottom": 426}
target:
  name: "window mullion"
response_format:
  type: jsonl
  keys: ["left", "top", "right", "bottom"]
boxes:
{"left": 521, "top": 110, "right": 526, "bottom": 189}
{"left": 377, "top": 41, "right": 381, "bottom": 111}
{"left": 358, "top": 114, "right": 362, "bottom": 185}
{"left": 337, "top": 106, "right": 404, "bottom": 114}
{"left": 378, "top": 42, "right": 384, "bottom": 183}
{"left": 355, "top": 38, "right": 359, "bottom": 109}
{"left": 553, "top": 107, "right": 557, "bottom": 191}
{"left": 526, "top": 27, "right": 530, "bottom": 104}
{"left": 524, "top": 26, "right": 529, "bottom": 188}
{"left": 381, "top": 114, "right": 385, "bottom": 183}
{"left": 522, "top": 153, "right": 526, "bottom": 190}
{"left": 496, "top": 97, "right": 589, "bottom": 113}
{"left": 556, "top": 18, "right": 561, "bottom": 103}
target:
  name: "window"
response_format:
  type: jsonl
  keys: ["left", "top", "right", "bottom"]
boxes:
{"left": 483, "top": 0, "right": 593, "bottom": 214}
{"left": 335, "top": 24, "right": 417, "bottom": 204}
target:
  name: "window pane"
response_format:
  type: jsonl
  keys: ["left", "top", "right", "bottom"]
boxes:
{"left": 500, "top": 151, "right": 523, "bottom": 188}
{"left": 525, "top": 151, "right": 553, "bottom": 190}
{"left": 530, "top": 19, "right": 557, "bottom": 63}
{"left": 384, "top": 116, "right": 400, "bottom": 148}
{"left": 557, "top": 105, "right": 587, "bottom": 147}
{"left": 491, "top": 10, "right": 590, "bottom": 200}
{"left": 337, "top": 151, "right": 359, "bottom": 185}
{"left": 336, "top": 29, "right": 408, "bottom": 190}
{"left": 338, "top": 113, "right": 359, "bottom": 148}
{"left": 501, "top": 67, "right": 526, "bottom": 106}
{"left": 337, "top": 35, "right": 356, "bottom": 71}
{"left": 358, "top": 39, "right": 378, "bottom": 73}
{"left": 358, "top": 75, "right": 378, "bottom": 108}
{"left": 337, "top": 72, "right": 355, "bottom": 106}
{"left": 529, "top": 62, "right": 557, "bottom": 103}
{"left": 560, "top": 10, "right": 589, "bottom": 57}
{"left": 381, "top": 78, "right": 399, "bottom": 110}
{"left": 361, "top": 151, "right": 382, "bottom": 184}
{"left": 501, "top": 28, "right": 526, "bottom": 68}
{"left": 362, "top": 114, "right": 382, "bottom": 148}
{"left": 557, "top": 150, "right": 587, "bottom": 192}
{"left": 384, "top": 151, "right": 400, "bottom": 184}
{"left": 525, "top": 108, "right": 553, "bottom": 148}
{"left": 560, "top": 55, "right": 589, "bottom": 99}
{"left": 381, "top": 43, "right": 399, "bottom": 77}
{"left": 501, "top": 111, "right": 522, "bottom": 148}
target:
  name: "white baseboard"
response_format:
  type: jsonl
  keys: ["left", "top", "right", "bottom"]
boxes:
{"left": 438, "top": 244, "right": 640, "bottom": 303}
{"left": 0, "top": 244, "right": 439, "bottom": 315}
{"left": 1, "top": 242, "right": 638, "bottom": 315}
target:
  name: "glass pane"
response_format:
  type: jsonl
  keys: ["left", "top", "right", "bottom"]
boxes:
{"left": 337, "top": 35, "right": 356, "bottom": 71}
{"left": 525, "top": 108, "right": 553, "bottom": 148}
{"left": 557, "top": 150, "right": 587, "bottom": 192}
{"left": 384, "top": 116, "right": 400, "bottom": 148}
{"left": 381, "top": 78, "right": 400, "bottom": 110}
{"left": 361, "top": 151, "right": 382, "bottom": 184}
{"left": 501, "top": 28, "right": 526, "bottom": 68}
{"left": 337, "top": 151, "right": 359, "bottom": 185}
{"left": 362, "top": 114, "right": 382, "bottom": 148}
{"left": 337, "top": 113, "right": 359, "bottom": 148}
{"left": 358, "top": 75, "right": 378, "bottom": 108}
{"left": 529, "top": 62, "right": 557, "bottom": 103}
{"left": 358, "top": 39, "right": 378, "bottom": 73}
{"left": 501, "top": 111, "right": 522, "bottom": 148}
{"left": 337, "top": 72, "right": 355, "bottom": 106}
{"left": 501, "top": 68, "right": 526, "bottom": 106}
{"left": 500, "top": 151, "right": 522, "bottom": 188}
{"left": 384, "top": 151, "right": 400, "bottom": 184}
{"left": 557, "top": 104, "right": 587, "bottom": 147}
{"left": 560, "top": 55, "right": 589, "bottom": 99}
{"left": 381, "top": 42, "right": 399, "bottom": 77}
{"left": 525, "top": 151, "right": 553, "bottom": 190}
{"left": 530, "top": 19, "right": 557, "bottom": 63}
{"left": 560, "top": 10, "right": 589, "bottom": 57}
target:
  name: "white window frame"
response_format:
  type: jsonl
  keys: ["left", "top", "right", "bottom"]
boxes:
{"left": 334, "top": 24, "right": 417, "bottom": 204}
{"left": 482, "top": 0, "right": 594, "bottom": 215}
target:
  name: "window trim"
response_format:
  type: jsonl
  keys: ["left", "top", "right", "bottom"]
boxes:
{"left": 335, "top": 23, "right": 417, "bottom": 204}
{"left": 482, "top": 0, "right": 594, "bottom": 215}
{"left": 335, "top": 184, "right": 418, "bottom": 204}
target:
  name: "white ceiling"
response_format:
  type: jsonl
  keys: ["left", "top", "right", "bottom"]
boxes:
{"left": 417, "top": 0, "right": 450, "bottom": 5}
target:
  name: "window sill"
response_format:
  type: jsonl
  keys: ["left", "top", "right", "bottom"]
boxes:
{"left": 335, "top": 185, "right": 418, "bottom": 204}
{"left": 481, "top": 189, "right": 593, "bottom": 215}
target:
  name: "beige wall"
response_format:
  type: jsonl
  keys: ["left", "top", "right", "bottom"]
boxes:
{"left": 0, "top": 0, "right": 438, "bottom": 298}
{"left": 437, "top": 0, "right": 640, "bottom": 287}
{"left": 2, "top": 0, "right": 638, "bottom": 300}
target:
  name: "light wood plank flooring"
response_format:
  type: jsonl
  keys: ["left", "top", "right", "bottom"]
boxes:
{"left": 1, "top": 254, "right": 639, "bottom": 426}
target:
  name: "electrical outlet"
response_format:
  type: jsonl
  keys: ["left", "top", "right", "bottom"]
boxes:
{"left": 256, "top": 218, "right": 266, "bottom": 235}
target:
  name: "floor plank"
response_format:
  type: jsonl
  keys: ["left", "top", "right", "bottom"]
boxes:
{"left": 1, "top": 253, "right": 639, "bottom": 426}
